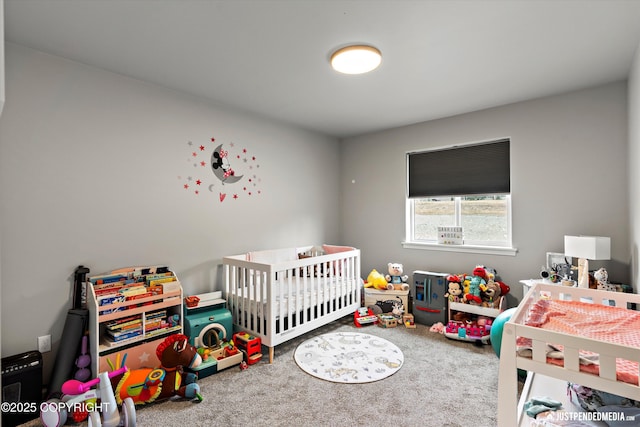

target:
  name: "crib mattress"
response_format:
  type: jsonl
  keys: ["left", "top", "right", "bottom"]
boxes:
{"left": 516, "top": 298, "right": 640, "bottom": 385}
{"left": 229, "top": 277, "right": 357, "bottom": 317}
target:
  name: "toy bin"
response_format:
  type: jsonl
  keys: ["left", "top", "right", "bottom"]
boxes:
{"left": 363, "top": 288, "right": 409, "bottom": 313}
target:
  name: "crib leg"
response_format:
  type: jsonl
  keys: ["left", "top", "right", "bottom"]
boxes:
{"left": 269, "top": 347, "right": 274, "bottom": 363}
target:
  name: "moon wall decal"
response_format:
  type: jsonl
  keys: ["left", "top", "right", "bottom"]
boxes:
{"left": 211, "top": 144, "right": 243, "bottom": 184}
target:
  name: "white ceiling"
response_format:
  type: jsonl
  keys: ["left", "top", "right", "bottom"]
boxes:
{"left": 5, "top": 0, "right": 640, "bottom": 138}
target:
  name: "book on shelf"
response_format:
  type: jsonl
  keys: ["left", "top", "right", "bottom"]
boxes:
{"left": 106, "top": 316, "right": 142, "bottom": 332}
{"left": 145, "top": 310, "right": 167, "bottom": 320}
{"left": 105, "top": 327, "right": 143, "bottom": 342}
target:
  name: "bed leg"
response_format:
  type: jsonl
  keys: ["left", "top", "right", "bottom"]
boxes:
{"left": 269, "top": 347, "right": 274, "bottom": 364}
{"left": 497, "top": 323, "right": 519, "bottom": 427}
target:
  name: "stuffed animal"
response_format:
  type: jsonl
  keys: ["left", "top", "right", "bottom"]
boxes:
{"left": 110, "top": 334, "right": 203, "bottom": 406}
{"left": 429, "top": 322, "right": 445, "bottom": 334}
{"left": 497, "top": 281, "right": 510, "bottom": 297}
{"left": 480, "top": 279, "right": 502, "bottom": 308}
{"left": 385, "top": 263, "right": 409, "bottom": 291}
{"left": 594, "top": 267, "right": 616, "bottom": 292}
{"left": 463, "top": 266, "right": 486, "bottom": 304}
{"left": 365, "top": 269, "right": 392, "bottom": 290}
{"left": 444, "top": 275, "right": 463, "bottom": 302}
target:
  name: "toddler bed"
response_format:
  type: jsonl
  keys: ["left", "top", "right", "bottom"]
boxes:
{"left": 497, "top": 282, "right": 640, "bottom": 426}
{"left": 223, "top": 245, "right": 361, "bottom": 363}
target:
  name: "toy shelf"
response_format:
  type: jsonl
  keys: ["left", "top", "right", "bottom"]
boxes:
{"left": 445, "top": 298, "right": 505, "bottom": 344}
{"left": 86, "top": 267, "right": 184, "bottom": 375}
{"left": 448, "top": 300, "right": 503, "bottom": 318}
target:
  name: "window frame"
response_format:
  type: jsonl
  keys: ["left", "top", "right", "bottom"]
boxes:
{"left": 403, "top": 140, "right": 517, "bottom": 256}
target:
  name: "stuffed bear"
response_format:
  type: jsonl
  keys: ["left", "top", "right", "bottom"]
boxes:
{"left": 365, "top": 269, "right": 392, "bottom": 290}
{"left": 385, "top": 263, "right": 409, "bottom": 291}
{"left": 480, "top": 279, "right": 502, "bottom": 308}
{"left": 444, "top": 274, "right": 463, "bottom": 302}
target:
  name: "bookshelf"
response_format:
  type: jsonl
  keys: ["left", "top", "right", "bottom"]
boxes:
{"left": 86, "top": 267, "right": 184, "bottom": 376}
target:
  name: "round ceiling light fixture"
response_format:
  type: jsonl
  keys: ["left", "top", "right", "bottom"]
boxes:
{"left": 330, "top": 45, "right": 382, "bottom": 75}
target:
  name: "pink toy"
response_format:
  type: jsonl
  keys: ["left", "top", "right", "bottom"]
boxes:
{"left": 41, "top": 367, "right": 136, "bottom": 427}
{"left": 429, "top": 322, "right": 445, "bottom": 334}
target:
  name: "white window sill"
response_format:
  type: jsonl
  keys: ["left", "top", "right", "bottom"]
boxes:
{"left": 402, "top": 241, "right": 518, "bottom": 256}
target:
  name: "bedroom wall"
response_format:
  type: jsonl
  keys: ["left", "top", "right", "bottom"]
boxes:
{"left": 0, "top": 44, "right": 341, "bottom": 380}
{"left": 629, "top": 39, "right": 640, "bottom": 293}
{"left": 340, "top": 82, "right": 630, "bottom": 305}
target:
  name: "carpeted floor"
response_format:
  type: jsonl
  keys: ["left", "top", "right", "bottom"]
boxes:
{"left": 21, "top": 315, "right": 507, "bottom": 427}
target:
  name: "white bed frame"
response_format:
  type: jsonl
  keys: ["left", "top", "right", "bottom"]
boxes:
{"left": 223, "top": 245, "right": 361, "bottom": 363}
{"left": 497, "top": 282, "right": 640, "bottom": 426}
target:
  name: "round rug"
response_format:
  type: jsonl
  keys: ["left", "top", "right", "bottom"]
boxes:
{"left": 293, "top": 331, "right": 403, "bottom": 383}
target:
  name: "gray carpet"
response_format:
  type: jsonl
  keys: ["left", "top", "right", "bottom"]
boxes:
{"left": 22, "top": 316, "right": 503, "bottom": 427}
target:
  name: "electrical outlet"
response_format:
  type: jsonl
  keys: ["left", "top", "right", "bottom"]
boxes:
{"left": 38, "top": 335, "right": 51, "bottom": 353}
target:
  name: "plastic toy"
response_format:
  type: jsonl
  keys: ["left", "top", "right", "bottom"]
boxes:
{"left": 232, "top": 332, "right": 263, "bottom": 365}
{"left": 74, "top": 335, "right": 92, "bottom": 382}
{"left": 402, "top": 313, "right": 416, "bottom": 328}
{"left": 444, "top": 319, "right": 493, "bottom": 343}
{"left": 40, "top": 366, "right": 136, "bottom": 427}
{"left": 354, "top": 307, "right": 378, "bottom": 327}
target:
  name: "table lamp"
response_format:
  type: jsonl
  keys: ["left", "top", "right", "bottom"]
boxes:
{"left": 564, "top": 236, "right": 611, "bottom": 288}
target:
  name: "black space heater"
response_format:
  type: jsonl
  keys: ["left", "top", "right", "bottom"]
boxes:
{"left": 1, "top": 350, "right": 43, "bottom": 427}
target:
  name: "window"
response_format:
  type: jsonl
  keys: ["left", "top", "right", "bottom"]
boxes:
{"left": 405, "top": 139, "right": 515, "bottom": 254}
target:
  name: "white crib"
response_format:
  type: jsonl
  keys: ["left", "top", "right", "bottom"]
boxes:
{"left": 223, "top": 245, "right": 361, "bottom": 363}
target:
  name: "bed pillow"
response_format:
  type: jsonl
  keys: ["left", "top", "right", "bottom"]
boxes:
{"left": 322, "top": 244, "right": 355, "bottom": 275}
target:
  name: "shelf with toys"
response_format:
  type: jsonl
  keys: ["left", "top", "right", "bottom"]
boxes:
{"left": 86, "top": 266, "right": 184, "bottom": 375}
{"left": 443, "top": 266, "right": 510, "bottom": 344}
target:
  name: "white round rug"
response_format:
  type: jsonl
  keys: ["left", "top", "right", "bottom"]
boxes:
{"left": 293, "top": 331, "right": 404, "bottom": 383}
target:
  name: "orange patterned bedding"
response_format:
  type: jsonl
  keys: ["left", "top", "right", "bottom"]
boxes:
{"left": 516, "top": 299, "right": 640, "bottom": 384}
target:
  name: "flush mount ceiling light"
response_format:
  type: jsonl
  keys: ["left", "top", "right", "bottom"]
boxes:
{"left": 330, "top": 45, "right": 382, "bottom": 75}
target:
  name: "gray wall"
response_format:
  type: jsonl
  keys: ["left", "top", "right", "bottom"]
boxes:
{"left": 629, "top": 40, "right": 640, "bottom": 291}
{"left": 0, "top": 44, "right": 341, "bottom": 380}
{"left": 340, "top": 82, "right": 630, "bottom": 305}
{"left": 1, "top": 40, "right": 637, "bottom": 386}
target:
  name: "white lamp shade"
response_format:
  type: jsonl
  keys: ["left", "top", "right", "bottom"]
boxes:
{"left": 564, "top": 236, "right": 611, "bottom": 260}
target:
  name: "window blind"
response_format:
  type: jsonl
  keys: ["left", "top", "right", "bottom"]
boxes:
{"left": 407, "top": 139, "right": 510, "bottom": 198}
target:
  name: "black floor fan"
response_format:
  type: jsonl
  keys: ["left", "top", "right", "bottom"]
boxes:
{"left": 47, "top": 265, "right": 90, "bottom": 398}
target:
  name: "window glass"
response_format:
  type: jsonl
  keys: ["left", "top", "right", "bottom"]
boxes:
{"left": 460, "top": 195, "right": 508, "bottom": 244}
{"left": 413, "top": 197, "right": 455, "bottom": 240}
